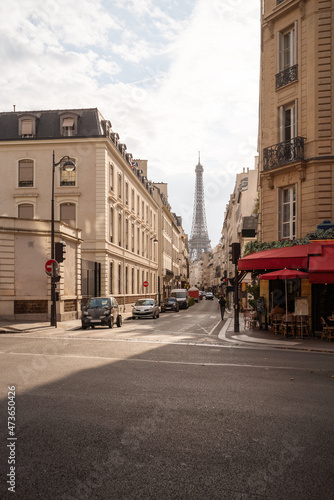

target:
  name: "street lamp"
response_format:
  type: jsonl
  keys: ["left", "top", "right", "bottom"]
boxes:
{"left": 50, "top": 151, "right": 75, "bottom": 327}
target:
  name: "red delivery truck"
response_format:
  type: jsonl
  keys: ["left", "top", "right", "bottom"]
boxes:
{"left": 188, "top": 286, "right": 199, "bottom": 302}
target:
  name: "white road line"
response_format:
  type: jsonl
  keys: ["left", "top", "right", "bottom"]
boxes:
{"left": 218, "top": 318, "right": 299, "bottom": 346}
{"left": 0, "top": 350, "right": 317, "bottom": 370}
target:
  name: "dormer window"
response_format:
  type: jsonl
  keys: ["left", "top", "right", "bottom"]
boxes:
{"left": 60, "top": 114, "right": 78, "bottom": 136}
{"left": 18, "top": 115, "right": 36, "bottom": 138}
{"left": 62, "top": 117, "right": 75, "bottom": 136}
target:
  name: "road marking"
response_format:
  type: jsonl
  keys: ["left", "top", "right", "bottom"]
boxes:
{"left": 219, "top": 318, "right": 299, "bottom": 346}
{"left": 0, "top": 350, "right": 323, "bottom": 370}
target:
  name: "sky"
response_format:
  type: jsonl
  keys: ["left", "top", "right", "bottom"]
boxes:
{"left": 0, "top": 0, "right": 260, "bottom": 247}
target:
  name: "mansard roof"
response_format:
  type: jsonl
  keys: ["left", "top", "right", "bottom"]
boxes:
{"left": 0, "top": 108, "right": 103, "bottom": 140}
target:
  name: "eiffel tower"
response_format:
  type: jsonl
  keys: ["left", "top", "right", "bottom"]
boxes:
{"left": 189, "top": 154, "right": 211, "bottom": 262}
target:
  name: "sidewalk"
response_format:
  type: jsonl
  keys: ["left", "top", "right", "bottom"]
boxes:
{"left": 221, "top": 310, "right": 334, "bottom": 353}
{"left": 0, "top": 310, "right": 134, "bottom": 334}
{"left": 1, "top": 310, "right": 334, "bottom": 353}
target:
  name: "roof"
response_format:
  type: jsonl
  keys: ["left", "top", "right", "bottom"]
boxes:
{"left": 0, "top": 108, "right": 103, "bottom": 140}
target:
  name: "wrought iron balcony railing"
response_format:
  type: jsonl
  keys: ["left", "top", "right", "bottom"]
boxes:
{"left": 275, "top": 64, "right": 298, "bottom": 90}
{"left": 263, "top": 137, "right": 305, "bottom": 171}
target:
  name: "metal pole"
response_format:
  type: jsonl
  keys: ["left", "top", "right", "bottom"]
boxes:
{"left": 51, "top": 151, "right": 57, "bottom": 327}
{"left": 234, "top": 263, "right": 239, "bottom": 333}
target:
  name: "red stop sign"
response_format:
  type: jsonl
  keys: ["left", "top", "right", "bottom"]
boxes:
{"left": 143, "top": 281, "right": 149, "bottom": 287}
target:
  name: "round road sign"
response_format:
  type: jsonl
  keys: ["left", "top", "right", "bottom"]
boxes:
{"left": 45, "top": 259, "right": 58, "bottom": 276}
{"left": 143, "top": 281, "right": 149, "bottom": 287}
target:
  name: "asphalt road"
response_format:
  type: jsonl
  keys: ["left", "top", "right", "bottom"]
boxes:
{"left": 0, "top": 299, "right": 333, "bottom": 500}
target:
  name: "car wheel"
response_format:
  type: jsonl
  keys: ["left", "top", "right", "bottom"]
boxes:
{"left": 82, "top": 324, "right": 87, "bottom": 330}
{"left": 108, "top": 320, "right": 112, "bottom": 329}
{"left": 157, "top": 311, "right": 159, "bottom": 318}
{"left": 117, "top": 315, "right": 122, "bottom": 327}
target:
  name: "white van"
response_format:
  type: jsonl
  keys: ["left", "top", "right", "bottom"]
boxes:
{"left": 171, "top": 289, "right": 189, "bottom": 309}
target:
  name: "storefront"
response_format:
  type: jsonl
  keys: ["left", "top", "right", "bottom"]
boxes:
{"left": 238, "top": 241, "right": 334, "bottom": 333}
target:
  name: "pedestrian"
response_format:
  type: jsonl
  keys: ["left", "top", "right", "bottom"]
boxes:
{"left": 218, "top": 294, "right": 226, "bottom": 320}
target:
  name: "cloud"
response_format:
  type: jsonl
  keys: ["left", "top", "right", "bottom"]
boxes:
{"left": 0, "top": 0, "right": 260, "bottom": 245}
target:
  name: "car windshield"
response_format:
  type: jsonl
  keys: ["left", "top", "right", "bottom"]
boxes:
{"left": 135, "top": 299, "right": 154, "bottom": 306}
{"left": 166, "top": 298, "right": 176, "bottom": 303}
{"left": 172, "top": 292, "right": 186, "bottom": 298}
{"left": 87, "top": 298, "right": 110, "bottom": 308}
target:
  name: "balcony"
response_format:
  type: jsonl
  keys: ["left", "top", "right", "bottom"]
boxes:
{"left": 263, "top": 137, "right": 305, "bottom": 171}
{"left": 276, "top": 64, "right": 298, "bottom": 90}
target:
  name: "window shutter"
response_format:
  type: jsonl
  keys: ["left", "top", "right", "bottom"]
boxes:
{"left": 279, "top": 106, "right": 285, "bottom": 142}
{"left": 21, "top": 120, "right": 33, "bottom": 135}
{"left": 293, "top": 21, "right": 298, "bottom": 65}
{"left": 293, "top": 99, "right": 298, "bottom": 138}
{"left": 278, "top": 31, "right": 283, "bottom": 72}
{"left": 62, "top": 118, "right": 74, "bottom": 127}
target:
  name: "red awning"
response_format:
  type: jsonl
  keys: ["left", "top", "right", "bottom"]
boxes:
{"left": 238, "top": 243, "right": 322, "bottom": 271}
{"left": 309, "top": 244, "right": 334, "bottom": 283}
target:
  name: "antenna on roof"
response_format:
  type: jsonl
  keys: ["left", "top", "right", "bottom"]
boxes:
{"left": 198, "top": 151, "right": 200, "bottom": 164}
{"left": 13, "top": 105, "right": 16, "bottom": 112}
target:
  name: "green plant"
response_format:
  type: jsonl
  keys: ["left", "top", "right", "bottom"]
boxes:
{"left": 246, "top": 281, "right": 260, "bottom": 310}
{"left": 189, "top": 297, "right": 195, "bottom": 307}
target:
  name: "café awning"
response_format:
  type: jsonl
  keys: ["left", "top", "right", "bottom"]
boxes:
{"left": 309, "top": 244, "right": 334, "bottom": 283}
{"left": 238, "top": 243, "right": 322, "bottom": 271}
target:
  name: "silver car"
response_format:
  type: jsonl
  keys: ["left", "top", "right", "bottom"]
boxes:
{"left": 133, "top": 298, "right": 160, "bottom": 319}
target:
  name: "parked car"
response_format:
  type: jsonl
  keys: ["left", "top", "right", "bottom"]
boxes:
{"left": 133, "top": 298, "right": 160, "bottom": 319}
{"left": 161, "top": 297, "right": 179, "bottom": 313}
{"left": 205, "top": 292, "right": 214, "bottom": 300}
{"left": 81, "top": 297, "right": 122, "bottom": 329}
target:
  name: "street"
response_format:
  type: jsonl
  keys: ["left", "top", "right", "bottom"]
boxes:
{"left": 0, "top": 300, "right": 334, "bottom": 499}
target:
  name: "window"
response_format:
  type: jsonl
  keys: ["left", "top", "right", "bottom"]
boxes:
{"left": 125, "top": 218, "right": 129, "bottom": 249}
{"left": 118, "top": 212, "right": 122, "bottom": 246}
{"left": 110, "top": 163, "right": 114, "bottom": 191}
{"left": 60, "top": 203, "right": 76, "bottom": 226}
{"left": 132, "top": 223, "right": 135, "bottom": 253}
{"left": 19, "top": 115, "right": 36, "bottom": 137}
{"left": 137, "top": 227, "right": 140, "bottom": 254}
{"left": 61, "top": 117, "right": 75, "bottom": 136}
{"left": 125, "top": 267, "right": 128, "bottom": 294}
{"left": 279, "top": 101, "right": 297, "bottom": 142}
{"left": 276, "top": 23, "right": 298, "bottom": 89}
{"left": 18, "top": 159, "right": 34, "bottom": 187}
{"left": 137, "top": 195, "right": 140, "bottom": 215}
{"left": 125, "top": 182, "right": 129, "bottom": 205}
{"left": 278, "top": 24, "right": 297, "bottom": 72}
{"left": 21, "top": 120, "right": 33, "bottom": 137}
{"left": 60, "top": 159, "right": 76, "bottom": 186}
{"left": 110, "top": 208, "right": 114, "bottom": 243}
{"left": 18, "top": 203, "right": 33, "bottom": 219}
{"left": 118, "top": 264, "right": 122, "bottom": 294}
{"left": 132, "top": 268, "right": 134, "bottom": 294}
{"left": 131, "top": 189, "right": 135, "bottom": 210}
{"left": 118, "top": 173, "right": 122, "bottom": 199}
{"left": 110, "top": 262, "right": 113, "bottom": 294}
{"left": 278, "top": 186, "right": 296, "bottom": 240}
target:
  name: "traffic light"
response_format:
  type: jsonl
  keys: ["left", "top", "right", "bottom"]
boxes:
{"left": 229, "top": 242, "right": 241, "bottom": 265}
{"left": 55, "top": 242, "right": 66, "bottom": 263}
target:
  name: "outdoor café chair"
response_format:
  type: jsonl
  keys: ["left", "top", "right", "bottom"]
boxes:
{"left": 272, "top": 314, "right": 283, "bottom": 335}
{"left": 282, "top": 314, "right": 295, "bottom": 338}
{"left": 295, "top": 315, "right": 309, "bottom": 338}
{"left": 320, "top": 317, "right": 334, "bottom": 341}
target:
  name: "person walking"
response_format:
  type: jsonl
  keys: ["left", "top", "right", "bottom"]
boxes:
{"left": 218, "top": 294, "right": 226, "bottom": 321}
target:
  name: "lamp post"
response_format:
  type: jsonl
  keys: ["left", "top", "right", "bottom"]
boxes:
{"left": 50, "top": 151, "right": 75, "bottom": 327}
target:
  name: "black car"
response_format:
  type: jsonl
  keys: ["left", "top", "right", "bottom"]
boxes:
{"left": 81, "top": 297, "right": 122, "bottom": 329}
{"left": 161, "top": 297, "right": 179, "bottom": 313}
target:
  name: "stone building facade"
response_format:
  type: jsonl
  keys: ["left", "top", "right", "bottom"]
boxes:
{"left": 259, "top": 0, "right": 334, "bottom": 241}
